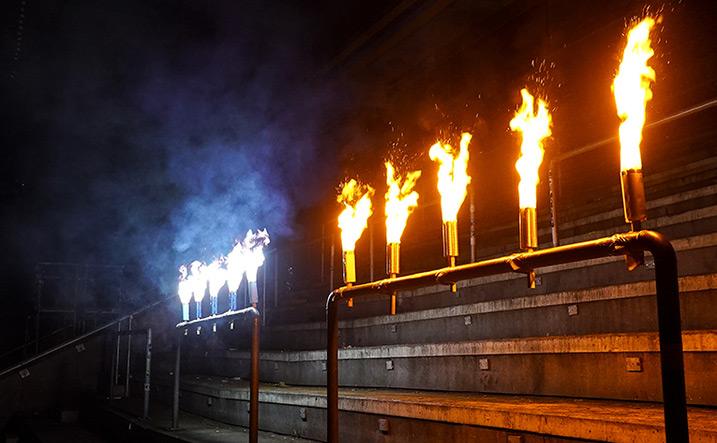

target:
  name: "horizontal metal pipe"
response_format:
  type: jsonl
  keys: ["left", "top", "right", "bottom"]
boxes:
{"left": 326, "top": 230, "right": 687, "bottom": 442}
{"left": 175, "top": 307, "right": 259, "bottom": 329}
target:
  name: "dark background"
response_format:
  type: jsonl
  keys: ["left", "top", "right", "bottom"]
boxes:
{"left": 1, "top": 1, "right": 716, "bottom": 355}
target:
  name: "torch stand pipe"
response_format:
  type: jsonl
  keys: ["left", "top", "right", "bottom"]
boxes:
{"left": 229, "top": 292, "right": 237, "bottom": 312}
{"left": 387, "top": 243, "right": 400, "bottom": 315}
{"left": 249, "top": 281, "right": 259, "bottom": 305}
{"left": 175, "top": 307, "right": 261, "bottom": 441}
{"left": 442, "top": 221, "right": 459, "bottom": 293}
{"left": 181, "top": 304, "right": 189, "bottom": 322}
{"left": 249, "top": 304, "right": 260, "bottom": 443}
{"left": 343, "top": 250, "right": 356, "bottom": 308}
{"left": 325, "top": 230, "right": 688, "bottom": 443}
{"left": 195, "top": 302, "right": 202, "bottom": 319}
{"left": 519, "top": 207, "right": 538, "bottom": 289}
{"left": 620, "top": 169, "right": 647, "bottom": 225}
{"left": 210, "top": 297, "right": 218, "bottom": 316}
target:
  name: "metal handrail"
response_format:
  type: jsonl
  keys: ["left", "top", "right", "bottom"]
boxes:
{"left": 0, "top": 295, "right": 173, "bottom": 379}
{"left": 173, "top": 306, "right": 261, "bottom": 443}
{"left": 325, "top": 230, "right": 688, "bottom": 442}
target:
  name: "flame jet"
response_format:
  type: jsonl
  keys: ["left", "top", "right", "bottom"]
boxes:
{"left": 429, "top": 132, "right": 472, "bottom": 292}
{"left": 510, "top": 88, "right": 552, "bottom": 251}
{"left": 242, "top": 229, "right": 271, "bottom": 306}
{"left": 337, "top": 179, "right": 374, "bottom": 307}
{"left": 226, "top": 240, "right": 245, "bottom": 311}
{"left": 189, "top": 260, "right": 207, "bottom": 319}
{"left": 613, "top": 17, "right": 656, "bottom": 231}
{"left": 177, "top": 265, "right": 192, "bottom": 321}
{"left": 385, "top": 162, "right": 421, "bottom": 314}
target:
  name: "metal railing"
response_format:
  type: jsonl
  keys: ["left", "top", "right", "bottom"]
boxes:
{"left": 325, "top": 230, "right": 688, "bottom": 442}
{"left": 0, "top": 296, "right": 171, "bottom": 380}
{"left": 174, "top": 306, "right": 261, "bottom": 443}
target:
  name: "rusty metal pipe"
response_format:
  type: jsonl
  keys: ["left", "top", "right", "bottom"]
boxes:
{"left": 176, "top": 306, "right": 261, "bottom": 442}
{"left": 250, "top": 303, "right": 260, "bottom": 443}
{"left": 325, "top": 230, "right": 687, "bottom": 442}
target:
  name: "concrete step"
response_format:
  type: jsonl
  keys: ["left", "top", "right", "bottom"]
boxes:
{"left": 250, "top": 269, "right": 717, "bottom": 352}
{"left": 169, "top": 378, "right": 717, "bottom": 442}
{"left": 185, "top": 330, "right": 717, "bottom": 406}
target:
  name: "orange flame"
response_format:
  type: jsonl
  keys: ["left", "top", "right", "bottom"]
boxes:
{"left": 510, "top": 88, "right": 552, "bottom": 209}
{"left": 337, "top": 179, "right": 374, "bottom": 252}
{"left": 385, "top": 162, "right": 421, "bottom": 244}
{"left": 429, "top": 132, "right": 472, "bottom": 222}
{"left": 613, "top": 17, "right": 656, "bottom": 171}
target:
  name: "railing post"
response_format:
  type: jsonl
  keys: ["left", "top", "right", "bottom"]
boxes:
{"left": 124, "top": 315, "right": 133, "bottom": 398}
{"left": 143, "top": 328, "right": 152, "bottom": 419}
{"left": 644, "top": 232, "right": 689, "bottom": 442}
{"left": 250, "top": 312, "right": 260, "bottom": 443}
{"left": 172, "top": 332, "right": 181, "bottom": 430}
{"left": 326, "top": 293, "right": 339, "bottom": 443}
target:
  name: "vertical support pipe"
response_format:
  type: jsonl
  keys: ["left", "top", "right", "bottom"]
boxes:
{"left": 470, "top": 189, "right": 476, "bottom": 262}
{"left": 647, "top": 233, "right": 688, "bottom": 442}
{"left": 143, "top": 328, "right": 152, "bottom": 419}
{"left": 321, "top": 224, "right": 326, "bottom": 283}
{"left": 369, "top": 222, "right": 374, "bottom": 281}
{"left": 326, "top": 295, "right": 339, "bottom": 443}
{"left": 548, "top": 164, "right": 559, "bottom": 247}
{"left": 249, "top": 311, "right": 260, "bottom": 443}
{"left": 171, "top": 333, "right": 181, "bottom": 430}
{"left": 262, "top": 265, "right": 267, "bottom": 327}
{"left": 329, "top": 237, "right": 335, "bottom": 292}
{"left": 114, "top": 322, "right": 121, "bottom": 385}
{"left": 273, "top": 251, "right": 279, "bottom": 308}
{"left": 108, "top": 332, "right": 117, "bottom": 400}
{"left": 124, "top": 315, "right": 133, "bottom": 398}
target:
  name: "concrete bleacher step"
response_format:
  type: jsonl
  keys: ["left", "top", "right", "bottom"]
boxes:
{"left": 171, "top": 378, "right": 717, "bottom": 442}
{"left": 188, "top": 330, "right": 717, "bottom": 406}
{"left": 255, "top": 267, "right": 717, "bottom": 353}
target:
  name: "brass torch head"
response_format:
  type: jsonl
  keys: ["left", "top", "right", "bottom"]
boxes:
{"left": 386, "top": 243, "right": 400, "bottom": 276}
{"left": 342, "top": 249, "right": 356, "bottom": 284}
{"left": 248, "top": 281, "right": 259, "bottom": 305}
{"left": 442, "top": 220, "right": 459, "bottom": 258}
{"left": 620, "top": 169, "right": 647, "bottom": 225}
{"left": 519, "top": 207, "right": 538, "bottom": 251}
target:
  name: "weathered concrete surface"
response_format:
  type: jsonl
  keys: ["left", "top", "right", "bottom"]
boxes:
{"left": 94, "top": 397, "right": 313, "bottom": 442}
{"left": 173, "top": 378, "right": 717, "bottom": 443}
{"left": 185, "top": 330, "right": 717, "bottom": 405}
{"left": 252, "top": 271, "right": 717, "bottom": 351}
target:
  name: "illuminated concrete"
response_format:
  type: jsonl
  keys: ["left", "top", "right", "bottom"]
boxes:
{"left": 174, "top": 378, "right": 717, "bottom": 443}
